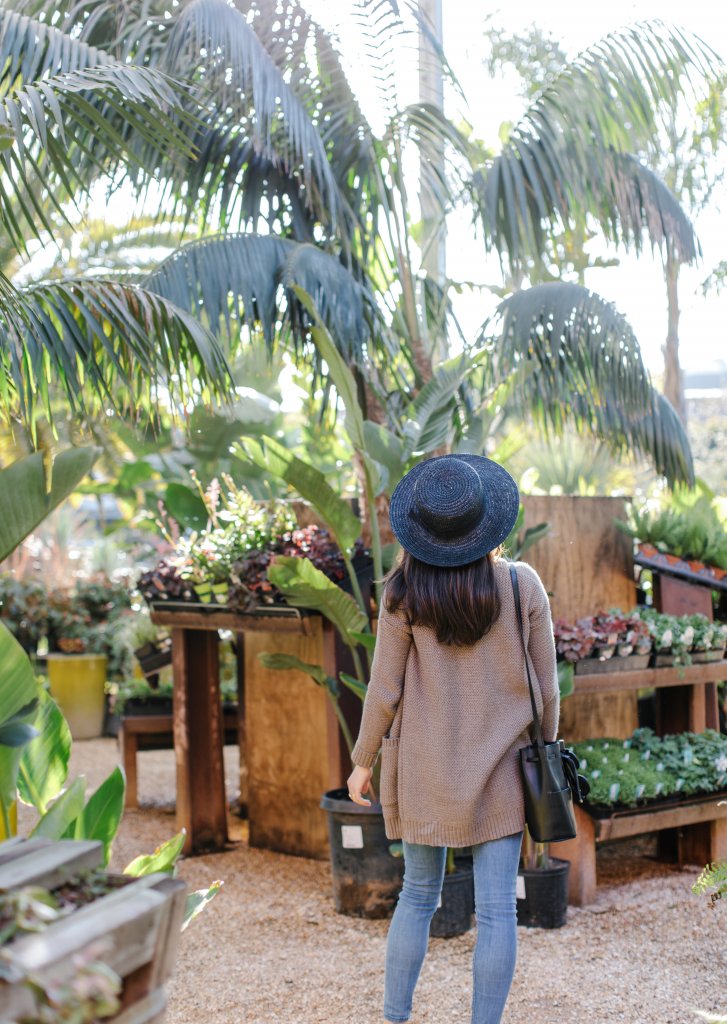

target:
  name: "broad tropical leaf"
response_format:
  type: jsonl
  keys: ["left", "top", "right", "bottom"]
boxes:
{"left": 0, "top": 447, "right": 100, "bottom": 561}
{"left": 403, "top": 354, "right": 471, "bottom": 456}
{"left": 266, "top": 557, "right": 368, "bottom": 647}
{"left": 258, "top": 652, "right": 336, "bottom": 697}
{"left": 164, "top": 483, "right": 208, "bottom": 533}
{"left": 0, "top": 624, "right": 39, "bottom": 819}
{"left": 237, "top": 437, "right": 361, "bottom": 554}
{"left": 65, "top": 765, "right": 125, "bottom": 866}
{"left": 30, "top": 776, "right": 86, "bottom": 839}
{"left": 124, "top": 832, "right": 186, "bottom": 877}
{"left": 183, "top": 881, "right": 223, "bottom": 931}
{"left": 17, "top": 690, "right": 71, "bottom": 814}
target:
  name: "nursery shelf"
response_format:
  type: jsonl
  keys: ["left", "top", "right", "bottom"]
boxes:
{"left": 634, "top": 546, "right": 727, "bottom": 591}
{"left": 149, "top": 601, "right": 317, "bottom": 635}
{"left": 585, "top": 790, "right": 727, "bottom": 841}
{"left": 571, "top": 660, "right": 726, "bottom": 695}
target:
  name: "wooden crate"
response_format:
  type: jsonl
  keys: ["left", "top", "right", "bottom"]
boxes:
{"left": 0, "top": 838, "right": 186, "bottom": 1023}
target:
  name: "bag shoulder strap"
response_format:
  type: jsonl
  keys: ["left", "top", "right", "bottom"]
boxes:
{"left": 509, "top": 562, "right": 546, "bottom": 750}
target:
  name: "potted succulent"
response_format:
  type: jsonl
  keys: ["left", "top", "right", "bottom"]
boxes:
{"left": 688, "top": 615, "right": 727, "bottom": 663}
{"left": 114, "top": 678, "right": 174, "bottom": 717}
{"left": 633, "top": 608, "right": 696, "bottom": 667}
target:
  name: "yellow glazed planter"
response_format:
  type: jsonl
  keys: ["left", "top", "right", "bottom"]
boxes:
{"left": 47, "top": 654, "right": 108, "bottom": 740}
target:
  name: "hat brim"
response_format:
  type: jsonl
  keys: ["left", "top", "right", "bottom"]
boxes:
{"left": 389, "top": 454, "right": 520, "bottom": 567}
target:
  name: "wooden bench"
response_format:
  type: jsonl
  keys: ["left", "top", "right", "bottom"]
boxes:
{"left": 120, "top": 707, "right": 239, "bottom": 810}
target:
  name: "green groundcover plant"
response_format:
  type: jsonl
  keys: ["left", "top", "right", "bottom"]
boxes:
{"left": 573, "top": 728, "right": 727, "bottom": 809}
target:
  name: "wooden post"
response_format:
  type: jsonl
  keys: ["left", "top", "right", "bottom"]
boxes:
{"left": 322, "top": 620, "right": 344, "bottom": 791}
{"left": 236, "top": 631, "right": 248, "bottom": 818}
{"left": 171, "top": 628, "right": 228, "bottom": 854}
{"left": 556, "top": 805, "right": 597, "bottom": 906}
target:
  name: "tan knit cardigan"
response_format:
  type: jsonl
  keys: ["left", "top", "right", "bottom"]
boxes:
{"left": 350, "top": 556, "right": 560, "bottom": 847}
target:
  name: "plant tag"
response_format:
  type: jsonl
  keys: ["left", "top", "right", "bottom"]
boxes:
{"left": 436, "top": 893, "right": 442, "bottom": 909}
{"left": 516, "top": 874, "right": 526, "bottom": 899}
{"left": 341, "top": 825, "right": 364, "bottom": 849}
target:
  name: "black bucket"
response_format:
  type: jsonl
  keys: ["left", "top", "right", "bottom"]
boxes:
{"left": 320, "top": 787, "right": 404, "bottom": 918}
{"left": 430, "top": 862, "right": 474, "bottom": 938}
{"left": 516, "top": 857, "right": 570, "bottom": 928}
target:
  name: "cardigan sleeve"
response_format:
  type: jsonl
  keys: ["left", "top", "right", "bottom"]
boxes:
{"left": 524, "top": 567, "right": 560, "bottom": 744}
{"left": 350, "top": 599, "right": 413, "bottom": 769}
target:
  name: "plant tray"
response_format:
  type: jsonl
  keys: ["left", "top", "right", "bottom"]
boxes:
{"left": 148, "top": 600, "right": 306, "bottom": 619}
{"left": 575, "top": 653, "right": 651, "bottom": 675}
{"left": 652, "top": 653, "right": 691, "bottom": 668}
{"left": 582, "top": 787, "right": 727, "bottom": 820}
{"left": 691, "top": 648, "right": 726, "bottom": 663}
{"left": 634, "top": 543, "right": 727, "bottom": 591}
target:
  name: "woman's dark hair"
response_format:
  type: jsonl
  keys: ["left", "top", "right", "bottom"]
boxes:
{"left": 383, "top": 546, "right": 504, "bottom": 646}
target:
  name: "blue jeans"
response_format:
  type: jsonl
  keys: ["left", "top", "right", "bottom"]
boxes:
{"left": 383, "top": 830, "right": 524, "bottom": 1024}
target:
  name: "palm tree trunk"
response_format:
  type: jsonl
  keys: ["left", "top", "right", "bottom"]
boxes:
{"left": 663, "top": 253, "right": 687, "bottom": 425}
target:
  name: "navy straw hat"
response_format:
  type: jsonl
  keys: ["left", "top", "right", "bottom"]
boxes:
{"left": 389, "top": 454, "right": 520, "bottom": 567}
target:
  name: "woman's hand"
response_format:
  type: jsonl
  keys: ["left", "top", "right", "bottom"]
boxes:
{"left": 347, "top": 764, "right": 376, "bottom": 806}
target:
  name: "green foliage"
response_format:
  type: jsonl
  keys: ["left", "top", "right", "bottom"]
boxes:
{"left": 618, "top": 485, "right": 727, "bottom": 568}
{"left": 0, "top": 623, "right": 39, "bottom": 829}
{"left": 691, "top": 858, "right": 727, "bottom": 905}
{"left": 62, "top": 767, "right": 125, "bottom": 866}
{"left": 266, "top": 557, "right": 368, "bottom": 647}
{"left": 237, "top": 437, "right": 361, "bottom": 554}
{"left": 17, "top": 690, "right": 71, "bottom": 815}
{"left": 573, "top": 729, "right": 727, "bottom": 809}
{"left": 124, "top": 832, "right": 186, "bottom": 878}
{"left": 0, "top": 448, "right": 100, "bottom": 563}
{"left": 30, "top": 777, "right": 87, "bottom": 841}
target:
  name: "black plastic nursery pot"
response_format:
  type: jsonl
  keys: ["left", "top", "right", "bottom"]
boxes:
{"left": 516, "top": 857, "right": 570, "bottom": 929}
{"left": 320, "top": 787, "right": 404, "bottom": 918}
{"left": 430, "top": 861, "right": 474, "bottom": 938}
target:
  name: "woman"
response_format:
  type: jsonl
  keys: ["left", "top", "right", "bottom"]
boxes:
{"left": 347, "top": 453, "right": 559, "bottom": 1024}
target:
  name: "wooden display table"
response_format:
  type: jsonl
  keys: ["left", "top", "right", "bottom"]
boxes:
{"left": 558, "top": 660, "right": 727, "bottom": 905}
{"left": 149, "top": 604, "right": 344, "bottom": 857}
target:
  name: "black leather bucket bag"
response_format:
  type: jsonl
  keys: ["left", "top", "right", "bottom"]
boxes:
{"left": 509, "top": 564, "right": 590, "bottom": 843}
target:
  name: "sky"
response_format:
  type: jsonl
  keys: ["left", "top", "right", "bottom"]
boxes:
{"left": 305, "top": 0, "right": 727, "bottom": 379}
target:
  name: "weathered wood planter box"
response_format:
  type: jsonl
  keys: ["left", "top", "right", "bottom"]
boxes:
{"left": 574, "top": 653, "right": 651, "bottom": 675}
{"left": 0, "top": 837, "right": 186, "bottom": 1023}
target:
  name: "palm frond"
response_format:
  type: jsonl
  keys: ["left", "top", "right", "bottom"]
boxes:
{"left": 471, "top": 21, "right": 716, "bottom": 266}
{"left": 143, "top": 233, "right": 373, "bottom": 361}
{"left": 161, "top": 0, "right": 340, "bottom": 228}
{"left": 483, "top": 281, "right": 694, "bottom": 485}
{"left": 0, "top": 276, "right": 233, "bottom": 425}
{"left": 0, "top": 11, "right": 197, "bottom": 250}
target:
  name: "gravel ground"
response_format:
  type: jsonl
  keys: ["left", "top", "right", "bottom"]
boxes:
{"left": 16, "top": 739, "right": 726, "bottom": 1024}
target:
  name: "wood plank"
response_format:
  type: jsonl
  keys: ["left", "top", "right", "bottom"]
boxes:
{"left": 572, "top": 662, "right": 727, "bottom": 695}
{"left": 0, "top": 840, "right": 103, "bottom": 891}
{"left": 245, "top": 615, "right": 331, "bottom": 860}
{"left": 236, "top": 632, "right": 248, "bottom": 816}
{"left": 0, "top": 837, "right": 52, "bottom": 867}
{"left": 151, "top": 607, "right": 316, "bottom": 634}
{"left": 593, "top": 796, "right": 727, "bottom": 842}
{"left": 521, "top": 495, "right": 639, "bottom": 742}
{"left": 2, "top": 877, "right": 181, "bottom": 1021}
{"left": 114, "top": 988, "right": 167, "bottom": 1024}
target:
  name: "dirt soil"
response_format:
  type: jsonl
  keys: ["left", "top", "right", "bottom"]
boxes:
{"left": 16, "top": 738, "right": 726, "bottom": 1024}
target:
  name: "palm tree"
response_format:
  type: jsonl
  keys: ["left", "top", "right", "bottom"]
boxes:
{"left": 5, "top": 1, "right": 718, "bottom": 488}
{"left": 0, "top": 7, "right": 241, "bottom": 429}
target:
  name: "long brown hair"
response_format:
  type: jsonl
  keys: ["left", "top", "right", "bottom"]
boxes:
{"left": 383, "top": 545, "right": 504, "bottom": 646}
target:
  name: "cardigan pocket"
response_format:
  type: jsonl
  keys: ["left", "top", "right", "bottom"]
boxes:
{"left": 380, "top": 735, "right": 400, "bottom": 809}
